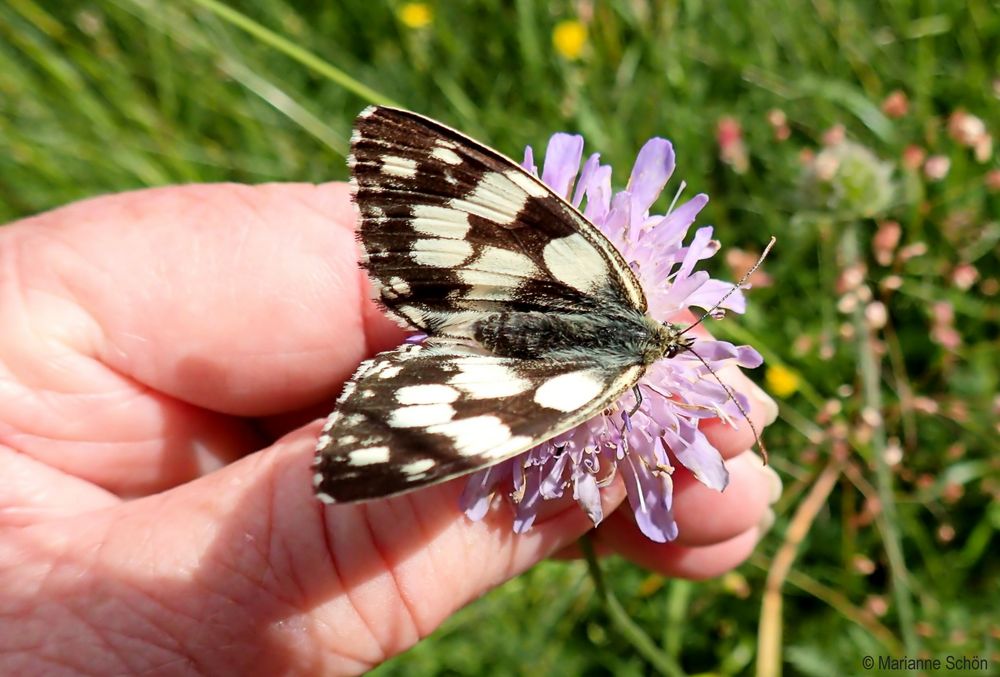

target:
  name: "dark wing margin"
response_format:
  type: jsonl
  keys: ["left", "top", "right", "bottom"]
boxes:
{"left": 350, "top": 106, "right": 647, "bottom": 338}
{"left": 313, "top": 343, "right": 643, "bottom": 503}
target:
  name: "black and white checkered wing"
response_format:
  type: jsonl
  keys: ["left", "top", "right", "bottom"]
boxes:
{"left": 351, "top": 106, "right": 646, "bottom": 335}
{"left": 314, "top": 343, "right": 643, "bottom": 502}
{"left": 314, "top": 107, "right": 653, "bottom": 504}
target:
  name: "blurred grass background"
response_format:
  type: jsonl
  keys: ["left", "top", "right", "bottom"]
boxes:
{"left": 2, "top": 0, "right": 997, "bottom": 674}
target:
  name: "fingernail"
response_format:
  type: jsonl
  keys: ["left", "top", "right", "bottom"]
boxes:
{"left": 756, "top": 507, "right": 776, "bottom": 538}
{"left": 762, "top": 465, "right": 783, "bottom": 505}
{"left": 747, "top": 380, "right": 780, "bottom": 426}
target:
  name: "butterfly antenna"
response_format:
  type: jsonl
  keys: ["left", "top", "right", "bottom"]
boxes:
{"left": 679, "top": 236, "right": 776, "bottom": 337}
{"left": 686, "top": 346, "right": 768, "bottom": 464}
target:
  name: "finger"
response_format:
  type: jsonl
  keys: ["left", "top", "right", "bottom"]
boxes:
{"left": 8, "top": 182, "right": 403, "bottom": 416}
{"left": 1, "top": 183, "right": 403, "bottom": 494}
{"left": 4, "top": 429, "right": 626, "bottom": 673}
{"left": 669, "top": 451, "right": 782, "bottom": 546}
{"left": 601, "top": 527, "right": 763, "bottom": 580}
{"left": 598, "top": 450, "right": 780, "bottom": 550}
{"left": 0, "top": 445, "right": 120, "bottom": 526}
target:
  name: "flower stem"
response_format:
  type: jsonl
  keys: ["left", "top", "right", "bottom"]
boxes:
{"left": 841, "top": 222, "right": 918, "bottom": 655}
{"left": 757, "top": 454, "right": 845, "bottom": 677}
{"left": 579, "top": 536, "right": 686, "bottom": 677}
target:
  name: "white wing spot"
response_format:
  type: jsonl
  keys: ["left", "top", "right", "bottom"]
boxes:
{"left": 401, "top": 458, "right": 436, "bottom": 475}
{"left": 506, "top": 169, "right": 550, "bottom": 198}
{"left": 380, "top": 155, "right": 418, "bottom": 179}
{"left": 411, "top": 238, "right": 473, "bottom": 267}
{"left": 388, "top": 276, "right": 411, "bottom": 295}
{"left": 317, "top": 434, "right": 333, "bottom": 448}
{"left": 543, "top": 233, "right": 609, "bottom": 292}
{"left": 337, "top": 380, "right": 359, "bottom": 402}
{"left": 367, "top": 361, "right": 388, "bottom": 376}
{"left": 396, "top": 384, "right": 460, "bottom": 405}
{"left": 410, "top": 204, "right": 471, "bottom": 239}
{"left": 389, "top": 403, "right": 456, "bottom": 428}
{"left": 427, "top": 415, "right": 532, "bottom": 459}
{"left": 321, "top": 412, "right": 340, "bottom": 431}
{"left": 316, "top": 492, "right": 336, "bottom": 505}
{"left": 348, "top": 446, "right": 392, "bottom": 466}
{"left": 378, "top": 366, "right": 403, "bottom": 379}
{"left": 447, "top": 361, "right": 532, "bottom": 399}
{"left": 452, "top": 172, "right": 527, "bottom": 225}
{"left": 534, "top": 371, "right": 606, "bottom": 412}
{"left": 410, "top": 309, "right": 481, "bottom": 339}
{"left": 431, "top": 145, "right": 463, "bottom": 165}
{"left": 461, "top": 285, "right": 514, "bottom": 302}
{"left": 457, "top": 245, "right": 538, "bottom": 292}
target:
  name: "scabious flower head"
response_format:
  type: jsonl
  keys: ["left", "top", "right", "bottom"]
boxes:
{"left": 460, "top": 132, "right": 763, "bottom": 542}
{"left": 798, "top": 141, "right": 895, "bottom": 219}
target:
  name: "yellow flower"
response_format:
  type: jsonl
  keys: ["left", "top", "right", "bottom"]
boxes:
{"left": 399, "top": 3, "right": 432, "bottom": 29}
{"left": 552, "top": 19, "right": 587, "bottom": 60}
{"left": 766, "top": 364, "right": 800, "bottom": 398}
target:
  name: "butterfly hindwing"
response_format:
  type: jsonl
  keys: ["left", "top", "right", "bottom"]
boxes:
{"left": 314, "top": 342, "right": 643, "bottom": 502}
{"left": 350, "top": 106, "right": 647, "bottom": 339}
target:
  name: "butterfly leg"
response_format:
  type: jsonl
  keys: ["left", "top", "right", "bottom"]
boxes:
{"left": 628, "top": 385, "right": 643, "bottom": 416}
{"left": 617, "top": 386, "right": 643, "bottom": 453}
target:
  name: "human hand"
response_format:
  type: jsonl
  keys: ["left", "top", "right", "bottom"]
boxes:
{"left": 0, "top": 184, "right": 781, "bottom": 674}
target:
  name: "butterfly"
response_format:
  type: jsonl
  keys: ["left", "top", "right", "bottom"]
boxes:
{"left": 313, "top": 107, "right": 767, "bottom": 505}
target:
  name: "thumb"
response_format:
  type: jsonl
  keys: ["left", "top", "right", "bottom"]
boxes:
{"left": 2, "top": 425, "right": 624, "bottom": 674}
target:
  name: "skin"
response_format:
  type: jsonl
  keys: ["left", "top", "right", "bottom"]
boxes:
{"left": 0, "top": 183, "right": 781, "bottom": 675}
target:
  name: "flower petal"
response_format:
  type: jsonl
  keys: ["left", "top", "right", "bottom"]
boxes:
{"left": 541, "top": 133, "right": 585, "bottom": 199}
{"left": 685, "top": 279, "right": 746, "bottom": 313}
{"left": 460, "top": 465, "right": 505, "bottom": 520}
{"left": 521, "top": 145, "right": 539, "bottom": 176}
{"left": 572, "top": 470, "right": 603, "bottom": 525}
{"left": 512, "top": 468, "right": 543, "bottom": 533}
{"left": 627, "top": 138, "right": 675, "bottom": 215}
{"left": 667, "top": 420, "right": 730, "bottom": 491}
{"left": 651, "top": 193, "right": 709, "bottom": 247}
{"left": 602, "top": 191, "right": 632, "bottom": 240}
{"left": 572, "top": 152, "right": 602, "bottom": 208}
{"left": 736, "top": 345, "right": 764, "bottom": 368}
{"left": 622, "top": 455, "right": 678, "bottom": 543}
{"left": 676, "top": 226, "right": 715, "bottom": 280}
{"left": 540, "top": 452, "right": 571, "bottom": 499}
{"left": 583, "top": 164, "right": 613, "bottom": 223}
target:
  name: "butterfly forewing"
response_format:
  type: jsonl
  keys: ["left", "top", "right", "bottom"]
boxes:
{"left": 350, "top": 107, "right": 646, "bottom": 334}
{"left": 314, "top": 106, "right": 652, "bottom": 504}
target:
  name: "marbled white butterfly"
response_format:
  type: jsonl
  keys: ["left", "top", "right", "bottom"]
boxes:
{"left": 313, "top": 107, "right": 768, "bottom": 505}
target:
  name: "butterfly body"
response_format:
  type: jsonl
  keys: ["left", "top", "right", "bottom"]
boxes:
{"left": 471, "top": 305, "right": 677, "bottom": 366}
{"left": 313, "top": 107, "right": 697, "bottom": 504}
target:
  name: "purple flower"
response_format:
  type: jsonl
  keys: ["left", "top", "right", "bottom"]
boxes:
{"left": 460, "top": 133, "right": 763, "bottom": 542}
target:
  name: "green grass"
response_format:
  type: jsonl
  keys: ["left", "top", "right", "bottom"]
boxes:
{"left": 2, "top": 0, "right": 997, "bottom": 674}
